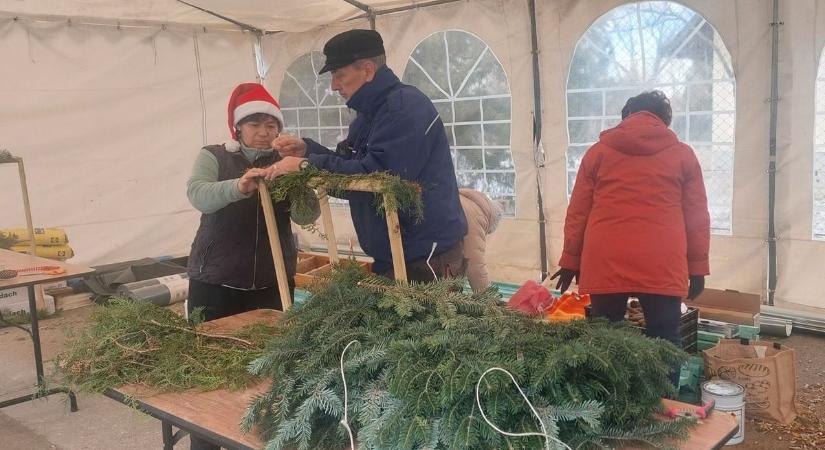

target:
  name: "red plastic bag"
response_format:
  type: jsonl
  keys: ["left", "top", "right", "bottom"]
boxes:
{"left": 507, "top": 280, "right": 555, "bottom": 316}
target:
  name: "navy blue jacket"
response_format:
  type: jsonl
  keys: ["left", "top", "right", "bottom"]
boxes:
{"left": 305, "top": 66, "right": 467, "bottom": 273}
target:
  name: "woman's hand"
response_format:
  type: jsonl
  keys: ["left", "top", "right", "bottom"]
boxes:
{"left": 687, "top": 275, "right": 705, "bottom": 300}
{"left": 549, "top": 268, "right": 579, "bottom": 293}
{"left": 261, "top": 157, "right": 306, "bottom": 180}
{"left": 271, "top": 133, "right": 307, "bottom": 157}
{"left": 237, "top": 167, "right": 269, "bottom": 195}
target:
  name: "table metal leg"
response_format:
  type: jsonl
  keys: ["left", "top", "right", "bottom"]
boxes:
{"left": 162, "top": 421, "right": 174, "bottom": 450}
{"left": 26, "top": 285, "right": 45, "bottom": 384}
{"left": 0, "top": 285, "right": 79, "bottom": 412}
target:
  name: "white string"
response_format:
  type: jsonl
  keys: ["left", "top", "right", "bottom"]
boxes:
{"left": 340, "top": 340, "right": 359, "bottom": 450}
{"left": 475, "top": 367, "right": 572, "bottom": 450}
{"left": 426, "top": 242, "right": 438, "bottom": 281}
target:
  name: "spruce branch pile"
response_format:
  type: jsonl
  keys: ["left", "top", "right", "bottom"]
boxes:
{"left": 245, "top": 264, "right": 693, "bottom": 449}
{"left": 56, "top": 299, "right": 278, "bottom": 393}
{"left": 266, "top": 168, "right": 424, "bottom": 223}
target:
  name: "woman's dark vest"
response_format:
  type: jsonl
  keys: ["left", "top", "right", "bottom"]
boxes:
{"left": 187, "top": 145, "right": 296, "bottom": 290}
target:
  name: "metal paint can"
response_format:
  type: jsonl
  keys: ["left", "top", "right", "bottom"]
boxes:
{"left": 702, "top": 380, "right": 745, "bottom": 445}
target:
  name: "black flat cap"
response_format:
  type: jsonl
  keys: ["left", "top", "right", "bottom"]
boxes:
{"left": 318, "top": 29, "right": 385, "bottom": 74}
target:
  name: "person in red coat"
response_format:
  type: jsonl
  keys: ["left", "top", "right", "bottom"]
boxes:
{"left": 552, "top": 90, "right": 710, "bottom": 386}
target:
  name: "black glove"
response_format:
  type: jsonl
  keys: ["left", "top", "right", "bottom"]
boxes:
{"left": 549, "top": 268, "right": 579, "bottom": 293}
{"left": 687, "top": 275, "right": 705, "bottom": 300}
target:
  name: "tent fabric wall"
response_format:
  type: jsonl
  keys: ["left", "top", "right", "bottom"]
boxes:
{"left": 0, "top": 16, "right": 258, "bottom": 265}
{"left": 2, "top": 0, "right": 825, "bottom": 312}
{"left": 538, "top": 0, "right": 772, "bottom": 298}
{"left": 773, "top": 0, "right": 825, "bottom": 311}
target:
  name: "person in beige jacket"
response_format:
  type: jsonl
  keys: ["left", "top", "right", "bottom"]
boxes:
{"left": 458, "top": 188, "right": 503, "bottom": 292}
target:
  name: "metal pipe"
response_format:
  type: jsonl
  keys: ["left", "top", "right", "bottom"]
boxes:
{"left": 374, "top": 0, "right": 466, "bottom": 16}
{"left": 759, "top": 316, "right": 793, "bottom": 337}
{"left": 175, "top": 0, "right": 263, "bottom": 33}
{"left": 340, "top": 0, "right": 376, "bottom": 29}
{"left": 762, "top": 305, "right": 825, "bottom": 335}
{"left": 767, "top": 0, "right": 781, "bottom": 305}
{"left": 528, "top": 0, "right": 548, "bottom": 280}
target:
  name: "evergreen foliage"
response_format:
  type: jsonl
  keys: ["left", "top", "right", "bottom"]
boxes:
{"left": 265, "top": 168, "right": 424, "bottom": 223}
{"left": 56, "top": 299, "right": 278, "bottom": 393}
{"left": 245, "top": 264, "right": 694, "bottom": 449}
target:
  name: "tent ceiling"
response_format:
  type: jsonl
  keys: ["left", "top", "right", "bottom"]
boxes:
{"left": 0, "top": 0, "right": 449, "bottom": 32}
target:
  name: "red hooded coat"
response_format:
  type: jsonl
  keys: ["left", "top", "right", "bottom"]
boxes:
{"left": 559, "top": 111, "right": 710, "bottom": 298}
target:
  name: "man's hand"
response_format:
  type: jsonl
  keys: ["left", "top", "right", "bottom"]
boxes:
{"left": 271, "top": 133, "right": 307, "bottom": 157}
{"left": 262, "top": 157, "right": 306, "bottom": 180}
{"left": 549, "top": 268, "right": 579, "bottom": 293}
{"left": 237, "top": 167, "right": 269, "bottom": 195}
{"left": 687, "top": 275, "right": 705, "bottom": 300}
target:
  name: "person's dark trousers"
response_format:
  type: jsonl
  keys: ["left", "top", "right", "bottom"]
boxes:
{"left": 380, "top": 241, "right": 466, "bottom": 282}
{"left": 590, "top": 293, "right": 683, "bottom": 388}
{"left": 186, "top": 279, "right": 286, "bottom": 450}
{"left": 187, "top": 279, "right": 284, "bottom": 321}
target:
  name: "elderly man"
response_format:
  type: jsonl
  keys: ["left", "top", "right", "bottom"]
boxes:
{"left": 270, "top": 29, "right": 467, "bottom": 282}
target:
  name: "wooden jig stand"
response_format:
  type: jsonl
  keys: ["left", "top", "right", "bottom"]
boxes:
{"left": 257, "top": 177, "right": 408, "bottom": 311}
{"left": 0, "top": 152, "right": 43, "bottom": 309}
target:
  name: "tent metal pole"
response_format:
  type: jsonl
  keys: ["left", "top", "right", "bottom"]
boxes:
{"left": 175, "top": 0, "right": 264, "bottom": 33}
{"left": 528, "top": 0, "right": 549, "bottom": 281}
{"left": 374, "top": 0, "right": 466, "bottom": 15}
{"left": 341, "top": 0, "right": 376, "bottom": 29}
{"left": 767, "top": 0, "right": 781, "bottom": 306}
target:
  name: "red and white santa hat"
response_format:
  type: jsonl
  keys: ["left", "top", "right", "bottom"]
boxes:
{"left": 227, "top": 83, "right": 284, "bottom": 140}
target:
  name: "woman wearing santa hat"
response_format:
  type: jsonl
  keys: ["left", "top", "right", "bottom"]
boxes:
{"left": 185, "top": 82, "right": 315, "bottom": 449}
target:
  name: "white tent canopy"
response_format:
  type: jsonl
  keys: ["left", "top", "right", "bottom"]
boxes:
{"left": 1, "top": 0, "right": 824, "bottom": 314}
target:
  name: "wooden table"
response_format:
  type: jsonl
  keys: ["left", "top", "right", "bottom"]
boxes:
{"left": 105, "top": 308, "right": 737, "bottom": 450}
{"left": 106, "top": 309, "right": 281, "bottom": 450}
{"left": 0, "top": 248, "right": 95, "bottom": 411}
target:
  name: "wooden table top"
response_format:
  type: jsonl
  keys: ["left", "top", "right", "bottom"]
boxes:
{"left": 109, "top": 308, "right": 737, "bottom": 450}
{"left": 0, "top": 248, "right": 95, "bottom": 290}
{"left": 110, "top": 309, "right": 282, "bottom": 449}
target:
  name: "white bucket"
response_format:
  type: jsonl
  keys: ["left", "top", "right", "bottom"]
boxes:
{"left": 702, "top": 380, "right": 745, "bottom": 445}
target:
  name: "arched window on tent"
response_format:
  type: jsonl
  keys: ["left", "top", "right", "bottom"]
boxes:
{"left": 402, "top": 30, "right": 515, "bottom": 215}
{"left": 566, "top": 1, "right": 736, "bottom": 234}
{"left": 279, "top": 51, "right": 355, "bottom": 149}
{"left": 814, "top": 48, "right": 825, "bottom": 239}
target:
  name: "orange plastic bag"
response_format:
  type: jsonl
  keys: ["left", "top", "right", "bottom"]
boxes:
{"left": 546, "top": 292, "right": 591, "bottom": 322}
{"left": 507, "top": 280, "right": 555, "bottom": 317}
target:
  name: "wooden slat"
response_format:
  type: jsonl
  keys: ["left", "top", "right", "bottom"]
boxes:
{"left": 383, "top": 194, "right": 407, "bottom": 281}
{"left": 257, "top": 180, "right": 292, "bottom": 310}
{"left": 308, "top": 177, "right": 384, "bottom": 193}
{"left": 316, "top": 188, "right": 339, "bottom": 263}
{"left": 623, "top": 399, "right": 739, "bottom": 449}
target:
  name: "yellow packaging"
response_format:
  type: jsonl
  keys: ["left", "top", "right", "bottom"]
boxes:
{"left": 0, "top": 228, "right": 69, "bottom": 245}
{"left": 10, "top": 244, "right": 74, "bottom": 260}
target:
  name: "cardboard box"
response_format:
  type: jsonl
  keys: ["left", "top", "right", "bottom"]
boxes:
{"left": 293, "top": 252, "right": 371, "bottom": 288}
{"left": 0, "top": 287, "right": 30, "bottom": 313}
{"left": 692, "top": 288, "right": 761, "bottom": 326}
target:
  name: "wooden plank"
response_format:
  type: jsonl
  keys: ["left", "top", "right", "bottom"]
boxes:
{"left": 622, "top": 399, "right": 739, "bottom": 449}
{"left": 257, "top": 180, "right": 292, "bottom": 311}
{"left": 316, "top": 188, "right": 339, "bottom": 264}
{"left": 0, "top": 249, "right": 95, "bottom": 290}
{"left": 383, "top": 194, "right": 407, "bottom": 281}
{"left": 308, "top": 177, "right": 384, "bottom": 193}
